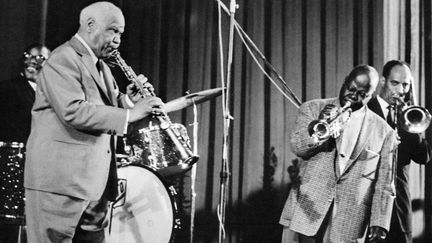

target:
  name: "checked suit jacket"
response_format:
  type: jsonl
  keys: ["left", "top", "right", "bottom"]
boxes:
{"left": 24, "top": 36, "right": 131, "bottom": 201}
{"left": 280, "top": 97, "right": 397, "bottom": 242}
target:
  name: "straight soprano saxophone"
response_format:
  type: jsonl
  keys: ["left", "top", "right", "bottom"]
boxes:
{"left": 110, "top": 50, "right": 199, "bottom": 167}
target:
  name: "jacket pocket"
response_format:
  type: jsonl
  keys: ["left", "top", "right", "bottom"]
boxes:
{"left": 359, "top": 149, "right": 380, "bottom": 181}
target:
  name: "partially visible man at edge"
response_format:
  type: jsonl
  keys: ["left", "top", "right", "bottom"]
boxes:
{"left": 368, "top": 60, "right": 431, "bottom": 243}
{"left": 0, "top": 43, "right": 50, "bottom": 243}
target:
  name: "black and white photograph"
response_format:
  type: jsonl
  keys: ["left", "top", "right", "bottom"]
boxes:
{"left": 1, "top": 0, "right": 432, "bottom": 243}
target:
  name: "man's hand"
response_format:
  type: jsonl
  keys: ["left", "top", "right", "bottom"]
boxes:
{"left": 318, "top": 104, "right": 338, "bottom": 120}
{"left": 367, "top": 226, "right": 387, "bottom": 243}
{"left": 126, "top": 74, "right": 155, "bottom": 103}
{"left": 307, "top": 104, "right": 338, "bottom": 139}
{"left": 129, "top": 96, "right": 164, "bottom": 123}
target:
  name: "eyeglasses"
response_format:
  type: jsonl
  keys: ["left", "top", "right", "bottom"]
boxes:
{"left": 344, "top": 83, "right": 369, "bottom": 99}
{"left": 23, "top": 52, "right": 47, "bottom": 63}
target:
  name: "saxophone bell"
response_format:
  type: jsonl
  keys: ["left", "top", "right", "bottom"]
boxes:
{"left": 111, "top": 50, "right": 199, "bottom": 175}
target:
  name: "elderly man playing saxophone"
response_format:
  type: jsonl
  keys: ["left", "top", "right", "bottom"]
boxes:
{"left": 24, "top": 2, "right": 164, "bottom": 242}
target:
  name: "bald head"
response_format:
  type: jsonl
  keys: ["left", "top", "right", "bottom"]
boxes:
{"left": 77, "top": 1, "right": 125, "bottom": 58}
{"left": 79, "top": 2, "right": 123, "bottom": 29}
{"left": 379, "top": 60, "right": 413, "bottom": 104}
{"left": 365, "top": 65, "right": 379, "bottom": 93}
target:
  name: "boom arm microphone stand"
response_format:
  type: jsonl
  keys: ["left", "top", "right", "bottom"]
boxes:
{"left": 217, "top": 0, "right": 237, "bottom": 242}
{"left": 216, "top": 0, "right": 301, "bottom": 242}
{"left": 215, "top": 0, "right": 302, "bottom": 242}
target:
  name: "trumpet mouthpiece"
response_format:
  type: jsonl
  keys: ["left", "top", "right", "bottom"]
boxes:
{"left": 341, "top": 101, "right": 352, "bottom": 111}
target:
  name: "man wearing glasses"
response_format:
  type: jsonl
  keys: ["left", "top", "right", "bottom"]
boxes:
{"left": 0, "top": 43, "right": 50, "bottom": 243}
{"left": 280, "top": 65, "right": 397, "bottom": 242}
{"left": 0, "top": 43, "right": 50, "bottom": 142}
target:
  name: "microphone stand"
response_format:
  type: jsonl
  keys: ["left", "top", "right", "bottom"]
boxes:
{"left": 392, "top": 102, "right": 399, "bottom": 190}
{"left": 217, "top": 0, "right": 237, "bottom": 242}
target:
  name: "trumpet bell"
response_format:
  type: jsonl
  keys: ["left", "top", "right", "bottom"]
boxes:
{"left": 312, "top": 122, "right": 330, "bottom": 141}
{"left": 400, "top": 106, "right": 432, "bottom": 133}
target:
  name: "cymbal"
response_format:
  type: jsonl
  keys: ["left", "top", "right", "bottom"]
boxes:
{"left": 164, "top": 87, "right": 224, "bottom": 113}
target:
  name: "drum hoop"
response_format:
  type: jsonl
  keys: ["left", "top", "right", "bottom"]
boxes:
{"left": 119, "top": 164, "right": 182, "bottom": 242}
{"left": 0, "top": 141, "right": 25, "bottom": 148}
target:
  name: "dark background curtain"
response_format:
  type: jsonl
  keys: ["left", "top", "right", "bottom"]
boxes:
{"left": 1, "top": 0, "right": 431, "bottom": 242}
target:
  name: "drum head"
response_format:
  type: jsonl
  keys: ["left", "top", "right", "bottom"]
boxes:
{"left": 107, "top": 165, "right": 179, "bottom": 243}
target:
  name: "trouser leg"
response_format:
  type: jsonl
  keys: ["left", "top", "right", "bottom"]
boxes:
{"left": 72, "top": 196, "right": 110, "bottom": 243}
{"left": 25, "top": 188, "right": 89, "bottom": 243}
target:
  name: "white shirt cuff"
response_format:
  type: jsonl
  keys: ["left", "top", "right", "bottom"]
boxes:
{"left": 125, "top": 95, "right": 135, "bottom": 108}
{"left": 124, "top": 109, "right": 130, "bottom": 134}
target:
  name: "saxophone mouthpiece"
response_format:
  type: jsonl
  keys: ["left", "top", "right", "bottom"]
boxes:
{"left": 111, "top": 49, "right": 119, "bottom": 57}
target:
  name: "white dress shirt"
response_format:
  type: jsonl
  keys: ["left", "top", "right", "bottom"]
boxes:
{"left": 336, "top": 105, "right": 366, "bottom": 174}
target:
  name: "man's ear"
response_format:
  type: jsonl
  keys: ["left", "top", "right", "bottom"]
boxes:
{"left": 86, "top": 17, "right": 96, "bottom": 32}
{"left": 379, "top": 76, "right": 386, "bottom": 87}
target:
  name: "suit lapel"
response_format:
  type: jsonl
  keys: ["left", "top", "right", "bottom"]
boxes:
{"left": 368, "top": 97, "right": 385, "bottom": 119}
{"left": 334, "top": 135, "right": 342, "bottom": 178}
{"left": 324, "top": 98, "right": 344, "bottom": 178}
{"left": 100, "top": 60, "right": 117, "bottom": 106}
{"left": 19, "top": 77, "right": 35, "bottom": 104}
{"left": 68, "top": 37, "right": 113, "bottom": 105}
{"left": 340, "top": 107, "right": 373, "bottom": 176}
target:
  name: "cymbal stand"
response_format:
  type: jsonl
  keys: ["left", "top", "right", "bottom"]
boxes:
{"left": 17, "top": 225, "right": 25, "bottom": 243}
{"left": 190, "top": 101, "right": 198, "bottom": 243}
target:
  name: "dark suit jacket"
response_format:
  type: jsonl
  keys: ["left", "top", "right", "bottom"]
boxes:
{"left": 24, "top": 36, "right": 131, "bottom": 200}
{"left": 368, "top": 96, "right": 431, "bottom": 233}
{"left": 0, "top": 76, "right": 35, "bottom": 142}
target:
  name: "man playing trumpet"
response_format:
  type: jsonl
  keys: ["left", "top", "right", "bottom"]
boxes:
{"left": 368, "top": 60, "right": 431, "bottom": 243}
{"left": 280, "top": 65, "right": 397, "bottom": 242}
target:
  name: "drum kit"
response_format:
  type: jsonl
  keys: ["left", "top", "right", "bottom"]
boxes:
{"left": 106, "top": 87, "right": 223, "bottom": 243}
{"left": 0, "top": 141, "right": 25, "bottom": 224}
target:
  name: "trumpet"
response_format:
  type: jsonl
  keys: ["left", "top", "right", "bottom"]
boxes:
{"left": 311, "top": 101, "right": 352, "bottom": 142}
{"left": 392, "top": 95, "right": 431, "bottom": 133}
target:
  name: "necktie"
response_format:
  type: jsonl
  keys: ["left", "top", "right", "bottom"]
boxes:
{"left": 95, "top": 59, "right": 101, "bottom": 72}
{"left": 96, "top": 60, "right": 111, "bottom": 101}
{"left": 97, "top": 60, "right": 118, "bottom": 201}
{"left": 386, "top": 106, "right": 396, "bottom": 129}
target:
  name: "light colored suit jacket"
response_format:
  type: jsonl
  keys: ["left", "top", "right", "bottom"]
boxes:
{"left": 280, "top": 97, "right": 397, "bottom": 242}
{"left": 24, "top": 36, "right": 130, "bottom": 200}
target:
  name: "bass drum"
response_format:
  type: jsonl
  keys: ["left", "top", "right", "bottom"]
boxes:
{"left": 107, "top": 165, "right": 181, "bottom": 243}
